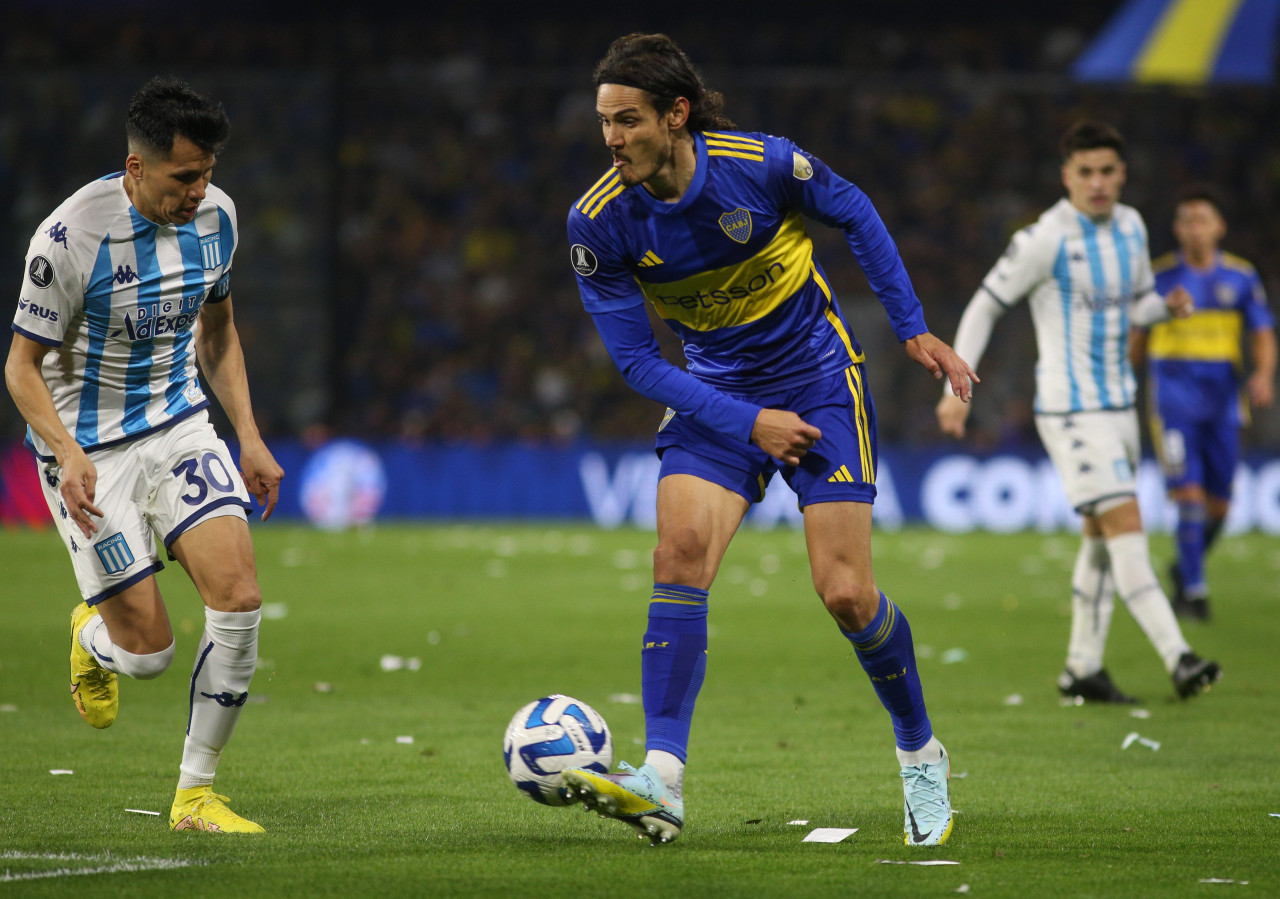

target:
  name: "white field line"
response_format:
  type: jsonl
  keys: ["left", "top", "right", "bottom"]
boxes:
{"left": 0, "top": 852, "right": 199, "bottom": 882}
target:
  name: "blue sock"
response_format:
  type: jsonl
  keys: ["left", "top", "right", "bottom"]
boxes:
{"left": 641, "top": 583, "right": 708, "bottom": 763}
{"left": 1175, "top": 500, "right": 1207, "bottom": 593}
{"left": 843, "top": 592, "right": 932, "bottom": 751}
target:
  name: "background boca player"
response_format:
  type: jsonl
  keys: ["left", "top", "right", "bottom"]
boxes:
{"left": 1130, "top": 186, "right": 1277, "bottom": 621}
{"left": 5, "top": 76, "right": 282, "bottom": 833}
{"left": 561, "top": 33, "right": 976, "bottom": 847}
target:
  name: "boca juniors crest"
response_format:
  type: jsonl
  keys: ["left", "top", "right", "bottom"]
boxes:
{"left": 718, "top": 208, "right": 752, "bottom": 244}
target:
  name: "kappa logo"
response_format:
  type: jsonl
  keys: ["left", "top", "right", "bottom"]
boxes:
{"left": 1215, "top": 282, "right": 1238, "bottom": 307}
{"left": 718, "top": 208, "right": 752, "bottom": 244}
{"left": 570, "top": 243, "right": 598, "bottom": 276}
{"left": 46, "top": 221, "right": 69, "bottom": 248}
{"left": 28, "top": 255, "right": 55, "bottom": 289}
{"left": 114, "top": 265, "right": 138, "bottom": 285}
{"left": 200, "top": 690, "right": 249, "bottom": 708}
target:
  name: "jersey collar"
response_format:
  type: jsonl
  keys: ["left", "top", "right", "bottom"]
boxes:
{"left": 633, "top": 131, "right": 708, "bottom": 216}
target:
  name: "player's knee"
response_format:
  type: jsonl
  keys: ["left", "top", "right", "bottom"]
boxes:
{"left": 115, "top": 641, "right": 175, "bottom": 680}
{"left": 653, "top": 530, "right": 714, "bottom": 587}
{"left": 816, "top": 579, "right": 880, "bottom": 631}
{"left": 207, "top": 578, "right": 262, "bottom": 614}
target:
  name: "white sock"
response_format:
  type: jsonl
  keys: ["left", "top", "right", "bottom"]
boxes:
{"left": 1106, "top": 532, "right": 1190, "bottom": 672}
{"left": 81, "top": 615, "right": 174, "bottom": 679}
{"left": 178, "top": 608, "right": 260, "bottom": 789}
{"left": 1066, "top": 537, "right": 1115, "bottom": 678}
{"left": 644, "top": 749, "right": 685, "bottom": 799}
{"left": 896, "top": 736, "right": 944, "bottom": 767}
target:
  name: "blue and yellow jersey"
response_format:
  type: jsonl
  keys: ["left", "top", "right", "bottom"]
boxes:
{"left": 1145, "top": 250, "right": 1274, "bottom": 422}
{"left": 567, "top": 131, "right": 926, "bottom": 397}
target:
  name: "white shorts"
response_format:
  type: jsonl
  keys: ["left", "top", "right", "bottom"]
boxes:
{"left": 1035, "top": 408, "right": 1140, "bottom": 513}
{"left": 38, "top": 412, "right": 252, "bottom": 605}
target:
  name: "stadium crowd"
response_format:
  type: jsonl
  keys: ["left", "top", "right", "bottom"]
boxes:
{"left": 3, "top": 6, "right": 1278, "bottom": 451}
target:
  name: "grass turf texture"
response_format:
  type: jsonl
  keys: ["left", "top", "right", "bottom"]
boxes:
{"left": 1, "top": 524, "right": 1277, "bottom": 897}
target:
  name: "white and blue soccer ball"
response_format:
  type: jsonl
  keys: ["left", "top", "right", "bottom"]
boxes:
{"left": 503, "top": 694, "right": 612, "bottom": 806}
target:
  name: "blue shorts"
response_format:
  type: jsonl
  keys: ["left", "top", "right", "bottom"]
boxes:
{"left": 1151, "top": 411, "right": 1239, "bottom": 499}
{"left": 654, "top": 364, "right": 878, "bottom": 508}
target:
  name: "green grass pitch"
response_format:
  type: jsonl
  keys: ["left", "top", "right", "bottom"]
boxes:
{"left": 2, "top": 523, "right": 1277, "bottom": 896}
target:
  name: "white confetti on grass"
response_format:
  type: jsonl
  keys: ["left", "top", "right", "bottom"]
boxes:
{"left": 803, "top": 828, "right": 858, "bottom": 843}
{"left": 1129, "top": 708, "right": 1151, "bottom": 719}
{"left": 0, "top": 852, "right": 199, "bottom": 882}
{"left": 1200, "top": 879, "right": 1250, "bottom": 885}
{"left": 49, "top": 770, "right": 73, "bottom": 775}
{"left": 124, "top": 809, "right": 160, "bottom": 816}
{"left": 877, "top": 859, "right": 960, "bottom": 866}
{"left": 787, "top": 820, "right": 810, "bottom": 825}
{"left": 1121, "top": 732, "right": 1161, "bottom": 751}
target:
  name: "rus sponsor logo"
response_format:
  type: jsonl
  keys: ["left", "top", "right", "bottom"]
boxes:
{"left": 17, "top": 296, "right": 59, "bottom": 323}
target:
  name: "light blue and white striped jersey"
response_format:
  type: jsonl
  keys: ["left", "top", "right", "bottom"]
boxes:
{"left": 13, "top": 173, "right": 236, "bottom": 459}
{"left": 981, "top": 198, "right": 1157, "bottom": 414}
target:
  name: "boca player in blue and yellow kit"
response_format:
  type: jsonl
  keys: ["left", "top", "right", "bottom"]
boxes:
{"left": 562, "top": 33, "right": 976, "bottom": 847}
{"left": 1132, "top": 188, "right": 1276, "bottom": 621}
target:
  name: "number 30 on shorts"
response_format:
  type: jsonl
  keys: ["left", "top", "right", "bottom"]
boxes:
{"left": 172, "top": 452, "right": 239, "bottom": 506}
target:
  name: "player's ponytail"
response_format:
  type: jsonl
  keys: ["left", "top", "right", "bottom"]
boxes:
{"left": 593, "top": 33, "right": 736, "bottom": 133}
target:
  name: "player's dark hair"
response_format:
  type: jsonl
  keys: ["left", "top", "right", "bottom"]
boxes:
{"left": 126, "top": 76, "right": 229, "bottom": 158}
{"left": 1059, "top": 120, "right": 1125, "bottom": 163}
{"left": 1176, "top": 183, "right": 1228, "bottom": 219}
{"left": 593, "top": 33, "right": 735, "bottom": 132}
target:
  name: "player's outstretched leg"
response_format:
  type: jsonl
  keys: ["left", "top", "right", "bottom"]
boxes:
{"left": 69, "top": 602, "right": 118, "bottom": 729}
{"left": 170, "top": 786, "right": 264, "bottom": 833}
{"left": 563, "top": 762, "right": 684, "bottom": 846}
{"left": 901, "top": 743, "right": 953, "bottom": 847}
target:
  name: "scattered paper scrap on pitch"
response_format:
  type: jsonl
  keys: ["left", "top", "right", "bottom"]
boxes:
{"left": 1129, "top": 708, "right": 1151, "bottom": 719}
{"left": 49, "top": 769, "right": 73, "bottom": 775}
{"left": 125, "top": 808, "right": 161, "bottom": 816}
{"left": 788, "top": 820, "right": 810, "bottom": 825}
{"left": 380, "top": 654, "right": 421, "bottom": 672}
{"left": 877, "top": 859, "right": 959, "bottom": 865}
{"left": 1200, "top": 879, "right": 1249, "bottom": 885}
{"left": 396, "top": 735, "right": 414, "bottom": 744}
{"left": 1122, "top": 732, "right": 1161, "bottom": 751}
{"left": 803, "top": 828, "right": 858, "bottom": 843}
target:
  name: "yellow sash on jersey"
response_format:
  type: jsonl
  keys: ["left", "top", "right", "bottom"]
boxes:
{"left": 1148, "top": 309, "right": 1243, "bottom": 364}
{"left": 637, "top": 213, "right": 812, "bottom": 331}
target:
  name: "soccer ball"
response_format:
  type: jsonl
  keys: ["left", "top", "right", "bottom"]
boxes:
{"left": 503, "top": 694, "right": 612, "bottom": 806}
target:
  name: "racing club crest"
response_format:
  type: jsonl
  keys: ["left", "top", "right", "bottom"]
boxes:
{"left": 718, "top": 208, "right": 752, "bottom": 244}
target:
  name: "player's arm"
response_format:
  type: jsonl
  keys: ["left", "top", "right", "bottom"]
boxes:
{"left": 1248, "top": 326, "right": 1277, "bottom": 409}
{"left": 590, "top": 304, "right": 820, "bottom": 464}
{"left": 934, "top": 288, "right": 1007, "bottom": 438}
{"left": 1129, "top": 326, "right": 1149, "bottom": 374}
{"left": 4, "top": 331, "right": 103, "bottom": 536}
{"left": 933, "top": 222, "right": 1048, "bottom": 438}
{"left": 195, "top": 294, "right": 284, "bottom": 519}
{"left": 781, "top": 145, "right": 975, "bottom": 400}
